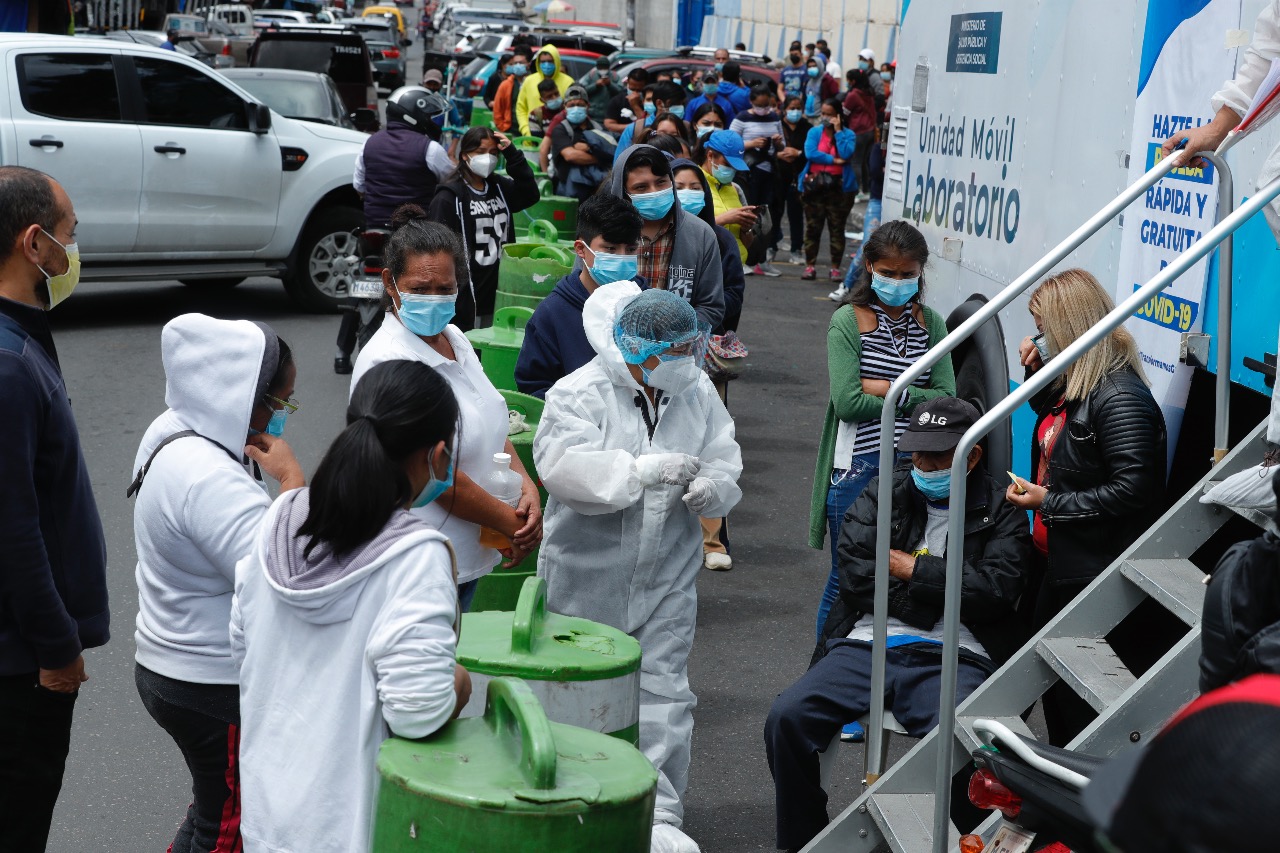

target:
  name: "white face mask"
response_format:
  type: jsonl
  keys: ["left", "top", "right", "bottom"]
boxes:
{"left": 468, "top": 153, "right": 497, "bottom": 179}
{"left": 645, "top": 355, "right": 702, "bottom": 395}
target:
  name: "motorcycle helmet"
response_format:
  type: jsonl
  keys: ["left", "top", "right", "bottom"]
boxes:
{"left": 386, "top": 86, "right": 449, "bottom": 139}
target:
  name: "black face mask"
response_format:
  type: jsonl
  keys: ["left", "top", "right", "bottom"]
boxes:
{"left": 790, "top": 53, "right": 801, "bottom": 64}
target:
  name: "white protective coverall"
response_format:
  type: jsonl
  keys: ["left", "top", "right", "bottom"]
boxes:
{"left": 533, "top": 281, "right": 743, "bottom": 828}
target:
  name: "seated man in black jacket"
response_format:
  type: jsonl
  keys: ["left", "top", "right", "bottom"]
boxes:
{"left": 764, "top": 397, "right": 1032, "bottom": 852}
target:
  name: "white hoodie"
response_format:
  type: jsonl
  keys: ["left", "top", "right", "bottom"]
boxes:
{"left": 131, "top": 314, "right": 278, "bottom": 684}
{"left": 232, "top": 489, "right": 458, "bottom": 853}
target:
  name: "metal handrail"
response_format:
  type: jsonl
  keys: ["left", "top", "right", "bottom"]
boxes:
{"left": 862, "top": 145, "right": 1212, "bottom": 785}
{"left": 924, "top": 173, "right": 1280, "bottom": 851}
{"left": 971, "top": 719, "right": 1090, "bottom": 790}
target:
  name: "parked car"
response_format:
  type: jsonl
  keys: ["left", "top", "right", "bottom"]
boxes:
{"left": 3, "top": 33, "right": 367, "bottom": 310}
{"left": 161, "top": 13, "right": 237, "bottom": 66}
{"left": 250, "top": 27, "right": 380, "bottom": 131}
{"left": 206, "top": 3, "right": 255, "bottom": 35}
{"left": 253, "top": 10, "right": 317, "bottom": 28}
{"left": 100, "top": 29, "right": 230, "bottom": 69}
{"left": 220, "top": 67, "right": 373, "bottom": 130}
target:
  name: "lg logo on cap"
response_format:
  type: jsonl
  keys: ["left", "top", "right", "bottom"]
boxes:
{"left": 919, "top": 412, "right": 948, "bottom": 426}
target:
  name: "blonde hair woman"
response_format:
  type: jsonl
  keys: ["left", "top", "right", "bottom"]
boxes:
{"left": 1005, "top": 268, "right": 1168, "bottom": 746}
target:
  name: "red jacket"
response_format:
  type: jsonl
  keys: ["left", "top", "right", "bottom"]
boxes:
{"left": 843, "top": 89, "right": 877, "bottom": 135}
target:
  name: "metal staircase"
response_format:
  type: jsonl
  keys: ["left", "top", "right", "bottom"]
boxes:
{"left": 805, "top": 416, "right": 1270, "bottom": 853}
{"left": 802, "top": 149, "right": 1280, "bottom": 853}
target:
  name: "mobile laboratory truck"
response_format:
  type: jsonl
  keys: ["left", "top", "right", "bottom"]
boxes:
{"left": 804, "top": 1, "right": 1280, "bottom": 851}
{"left": 882, "top": 0, "right": 1278, "bottom": 493}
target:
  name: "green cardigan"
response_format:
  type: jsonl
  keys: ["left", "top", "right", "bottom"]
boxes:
{"left": 807, "top": 303, "right": 956, "bottom": 549}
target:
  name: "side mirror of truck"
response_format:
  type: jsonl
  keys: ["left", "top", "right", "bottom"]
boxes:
{"left": 249, "top": 102, "right": 272, "bottom": 134}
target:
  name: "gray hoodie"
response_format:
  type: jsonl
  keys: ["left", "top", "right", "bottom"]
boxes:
{"left": 607, "top": 144, "right": 725, "bottom": 331}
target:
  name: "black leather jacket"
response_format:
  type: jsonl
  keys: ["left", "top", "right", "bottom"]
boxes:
{"left": 815, "top": 468, "right": 1033, "bottom": 670}
{"left": 1031, "top": 367, "right": 1166, "bottom": 587}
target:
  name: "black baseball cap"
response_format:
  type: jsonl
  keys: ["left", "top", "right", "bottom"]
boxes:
{"left": 1082, "top": 674, "right": 1280, "bottom": 852}
{"left": 896, "top": 397, "right": 980, "bottom": 453}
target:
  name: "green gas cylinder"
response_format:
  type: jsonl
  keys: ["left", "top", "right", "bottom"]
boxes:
{"left": 464, "top": 307, "right": 533, "bottom": 393}
{"left": 372, "top": 677, "right": 656, "bottom": 852}
{"left": 458, "top": 577, "right": 642, "bottom": 745}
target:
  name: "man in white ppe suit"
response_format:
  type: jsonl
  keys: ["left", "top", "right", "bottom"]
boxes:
{"left": 1164, "top": 0, "right": 1280, "bottom": 511}
{"left": 534, "top": 283, "right": 742, "bottom": 853}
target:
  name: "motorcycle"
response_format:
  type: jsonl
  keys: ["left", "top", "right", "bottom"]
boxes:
{"left": 960, "top": 719, "right": 1106, "bottom": 853}
{"left": 333, "top": 226, "right": 389, "bottom": 375}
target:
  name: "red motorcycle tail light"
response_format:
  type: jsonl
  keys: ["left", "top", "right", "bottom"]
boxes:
{"left": 968, "top": 768, "right": 1022, "bottom": 819}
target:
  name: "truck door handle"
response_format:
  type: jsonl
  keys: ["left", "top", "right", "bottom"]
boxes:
{"left": 29, "top": 138, "right": 63, "bottom": 148}
{"left": 154, "top": 145, "right": 187, "bottom": 155}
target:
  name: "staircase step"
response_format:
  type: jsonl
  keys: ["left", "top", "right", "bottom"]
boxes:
{"left": 956, "top": 714, "right": 1036, "bottom": 755}
{"left": 1036, "top": 637, "right": 1136, "bottom": 712}
{"left": 1120, "top": 558, "right": 1207, "bottom": 626}
{"left": 866, "top": 793, "right": 959, "bottom": 853}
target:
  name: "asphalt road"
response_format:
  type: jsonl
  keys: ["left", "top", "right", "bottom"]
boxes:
{"left": 41, "top": 262, "right": 910, "bottom": 852}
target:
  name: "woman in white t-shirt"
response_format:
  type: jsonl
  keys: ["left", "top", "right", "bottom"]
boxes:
{"left": 352, "top": 204, "right": 542, "bottom": 609}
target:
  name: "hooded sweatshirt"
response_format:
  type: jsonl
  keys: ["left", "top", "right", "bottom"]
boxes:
{"left": 232, "top": 489, "right": 458, "bottom": 853}
{"left": 131, "top": 314, "right": 280, "bottom": 685}
{"left": 514, "top": 269, "right": 650, "bottom": 399}
{"left": 515, "top": 44, "right": 576, "bottom": 136}
{"left": 804, "top": 56, "right": 838, "bottom": 116}
{"left": 607, "top": 144, "right": 725, "bottom": 331}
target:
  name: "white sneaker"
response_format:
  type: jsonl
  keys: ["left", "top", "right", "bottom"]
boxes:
{"left": 704, "top": 552, "right": 733, "bottom": 571}
{"left": 756, "top": 262, "right": 782, "bottom": 277}
{"left": 828, "top": 287, "right": 847, "bottom": 302}
{"left": 766, "top": 247, "right": 777, "bottom": 262}
{"left": 789, "top": 251, "right": 805, "bottom": 265}
{"left": 743, "top": 265, "right": 756, "bottom": 275}
{"left": 651, "top": 822, "right": 701, "bottom": 853}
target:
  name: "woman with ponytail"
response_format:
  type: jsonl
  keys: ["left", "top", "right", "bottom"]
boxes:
{"left": 428, "top": 127, "right": 540, "bottom": 330}
{"left": 353, "top": 205, "right": 543, "bottom": 610}
{"left": 232, "top": 359, "right": 471, "bottom": 853}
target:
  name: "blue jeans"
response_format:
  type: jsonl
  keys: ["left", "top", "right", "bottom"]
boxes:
{"left": 817, "top": 452, "right": 881, "bottom": 643}
{"left": 842, "top": 198, "right": 882, "bottom": 290}
{"left": 458, "top": 578, "right": 479, "bottom": 613}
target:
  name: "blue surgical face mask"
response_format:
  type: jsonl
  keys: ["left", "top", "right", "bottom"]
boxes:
{"left": 545, "top": 97, "right": 563, "bottom": 111}
{"left": 629, "top": 187, "right": 675, "bottom": 221}
{"left": 539, "top": 60, "right": 555, "bottom": 76}
{"left": 870, "top": 271, "right": 920, "bottom": 307}
{"left": 911, "top": 466, "right": 951, "bottom": 501}
{"left": 696, "top": 124, "right": 716, "bottom": 138}
{"left": 266, "top": 408, "right": 288, "bottom": 438}
{"left": 669, "top": 104, "right": 685, "bottom": 119}
{"left": 396, "top": 284, "right": 456, "bottom": 337}
{"left": 677, "top": 187, "right": 706, "bottom": 215}
{"left": 881, "top": 70, "right": 893, "bottom": 82}
{"left": 643, "top": 101, "right": 657, "bottom": 116}
{"left": 714, "top": 62, "right": 724, "bottom": 73}
{"left": 566, "top": 105, "right": 588, "bottom": 124}
{"left": 412, "top": 447, "right": 455, "bottom": 508}
{"left": 859, "top": 60, "right": 871, "bottom": 70}
{"left": 508, "top": 63, "right": 527, "bottom": 77}
{"left": 786, "top": 108, "right": 803, "bottom": 123}
{"left": 807, "top": 66, "right": 819, "bottom": 78}
{"left": 711, "top": 163, "right": 736, "bottom": 185}
{"left": 583, "top": 244, "right": 639, "bottom": 285}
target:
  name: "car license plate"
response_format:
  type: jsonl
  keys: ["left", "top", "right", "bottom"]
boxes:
{"left": 349, "top": 279, "right": 384, "bottom": 299}
{"left": 986, "top": 823, "right": 1036, "bottom": 853}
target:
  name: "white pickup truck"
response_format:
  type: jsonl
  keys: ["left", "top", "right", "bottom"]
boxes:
{"left": 0, "top": 33, "right": 367, "bottom": 311}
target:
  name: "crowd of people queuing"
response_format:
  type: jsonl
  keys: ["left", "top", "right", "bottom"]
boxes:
{"left": 8, "top": 21, "right": 1280, "bottom": 853}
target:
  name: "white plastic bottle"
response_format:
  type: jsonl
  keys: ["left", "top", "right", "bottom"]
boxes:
{"left": 479, "top": 452, "right": 522, "bottom": 549}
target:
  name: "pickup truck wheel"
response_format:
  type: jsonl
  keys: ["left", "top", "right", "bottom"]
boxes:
{"left": 286, "top": 206, "right": 362, "bottom": 312}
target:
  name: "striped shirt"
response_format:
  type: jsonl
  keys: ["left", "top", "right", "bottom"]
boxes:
{"left": 834, "top": 304, "right": 933, "bottom": 465}
{"left": 729, "top": 111, "right": 782, "bottom": 172}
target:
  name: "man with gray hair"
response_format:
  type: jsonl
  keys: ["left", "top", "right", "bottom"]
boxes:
{"left": 0, "top": 166, "right": 108, "bottom": 849}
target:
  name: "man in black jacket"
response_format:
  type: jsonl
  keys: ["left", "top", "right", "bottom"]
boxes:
{"left": 764, "top": 398, "right": 1031, "bottom": 852}
{"left": 0, "top": 166, "right": 108, "bottom": 850}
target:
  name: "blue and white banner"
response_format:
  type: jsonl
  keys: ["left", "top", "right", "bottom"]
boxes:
{"left": 1115, "top": 0, "right": 1240, "bottom": 462}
